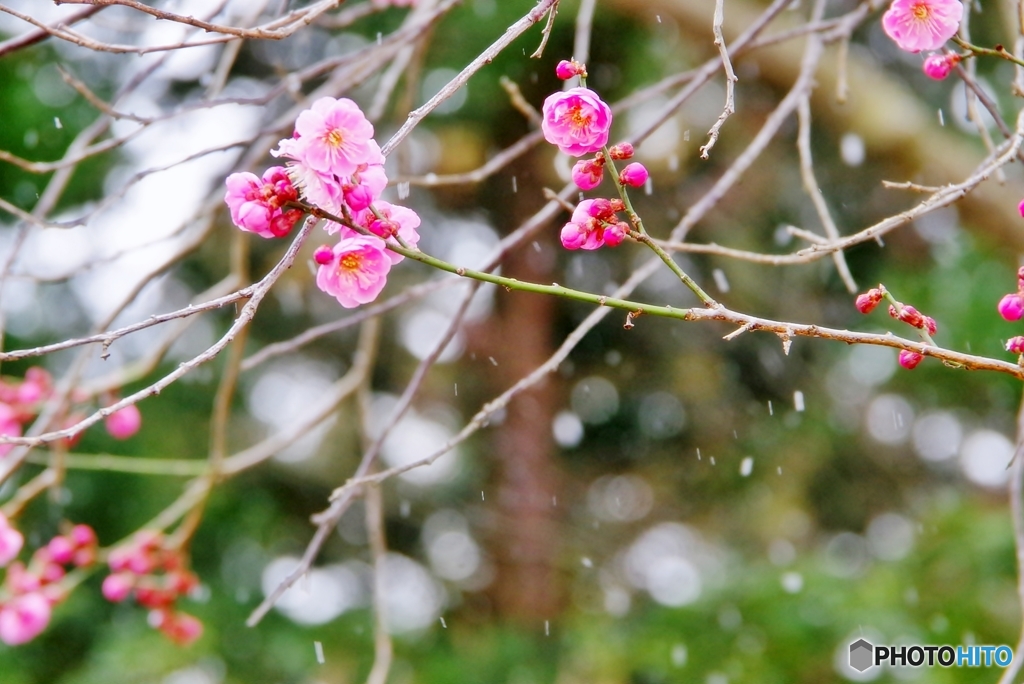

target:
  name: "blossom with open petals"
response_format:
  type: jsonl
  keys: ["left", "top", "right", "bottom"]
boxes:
{"left": 315, "top": 235, "right": 392, "bottom": 308}
{"left": 882, "top": 0, "right": 963, "bottom": 53}
{"left": 290, "top": 97, "right": 376, "bottom": 177}
{"left": 541, "top": 87, "right": 612, "bottom": 157}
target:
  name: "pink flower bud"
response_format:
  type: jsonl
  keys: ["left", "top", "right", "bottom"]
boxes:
{"left": 898, "top": 350, "right": 924, "bottom": 370}
{"left": 923, "top": 316, "right": 937, "bottom": 336}
{"left": 571, "top": 159, "right": 604, "bottom": 190}
{"left": 619, "top": 162, "right": 649, "bottom": 188}
{"left": 0, "top": 593, "right": 51, "bottom": 645}
{"left": 156, "top": 610, "right": 203, "bottom": 646}
{"left": 101, "top": 572, "right": 136, "bottom": 602}
{"left": 105, "top": 404, "right": 141, "bottom": 440}
{"left": 72, "top": 547, "right": 96, "bottom": 568}
{"left": 855, "top": 288, "right": 884, "bottom": 314}
{"left": 70, "top": 524, "right": 97, "bottom": 549}
{"left": 313, "top": 245, "right": 335, "bottom": 265}
{"left": 1019, "top": 199, "right": 1024, "bottom": 219}
{"left": 560, "top": 222, "right": 587, "bottom": 250}
{"left": 608, "top": 143, "right": 634, "bottom": 160}
{"left": 47, "top": 536, "right": 74, "bottom": 565}
{"left": 922, "top": 52, "right": 960, "bottom": 80}
{"left": 603, "top": 222, "right": 627, "bottom": 247}
{"left": 998, "top": 293, "right": 1024, "bottom": 321}
{"left": 1017, "top": 266, "right": 1024, "bottom": 290}
{"left": 0, "top": 523, "right": 23, "bottom": 568}
{"left": 555, "top": 60, "right": 577, "bottom": 80}
{"left": 890, "top": 304, "right": 925, "bottom": 328}
{"left": 586, "top": 198, "right": 617, "bottom": 221}
{"left": 38, "top": 562, "right": 64, "bottom": 584}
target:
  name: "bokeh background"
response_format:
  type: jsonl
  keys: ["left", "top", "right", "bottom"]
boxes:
{"left": 2, "top": 0, "right": 1024, "bottom": 682}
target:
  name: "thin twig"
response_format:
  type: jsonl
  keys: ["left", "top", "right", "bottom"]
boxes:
{"left": 700, "top": 0, "right": 738, "bottom": 159}
{"left": 796, "top": 94, "right": 857, "bottom": 292}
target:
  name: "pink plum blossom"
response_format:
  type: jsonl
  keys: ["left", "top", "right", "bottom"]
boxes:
{"left": 279, "top": 160, "right": 345, "bottom": 215}
{"left": 224, "top": 167, "right": 302, "bottom": 238}
{"left": 0, "top": 593, "right": 51, "bottom": 645}
{"left": 541, "top": 87, "right": 613, "bottom": 157}
{"left": 105, "top": 404, "right": 141, "bottom": 440}
{"left": 923, "top": 52, "right": 960, "bottom": 79}
{"left": 619, "top": 162, "right": 649, "bottom": 188}
{"left": 882, "top": 0, "right": 963, "bottom": 53}
{"left": 998, "top": 293, "right": 1024, "bottom": 321}
{"left": 572, "top": 158, "right": 604, "bottom": 190}
{"left": 1007, "top": 336, "right": 1024, "bottom": 355}
{"left": 315, "top": 235, "right": 393, "bottom": 308}
{"left": 290, "top": 97, "right": 376, "bottom": 177}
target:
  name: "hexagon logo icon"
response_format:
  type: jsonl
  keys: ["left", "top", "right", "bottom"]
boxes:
{"left": 850, "top": 639, "right": 874, "bottom": 672}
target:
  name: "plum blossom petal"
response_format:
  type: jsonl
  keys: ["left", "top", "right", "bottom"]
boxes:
{"left": 316, "top": 235, "right": 393, "bottom": 308}
{"left": 882, "top": 0, "right": 963, "bottom": 53}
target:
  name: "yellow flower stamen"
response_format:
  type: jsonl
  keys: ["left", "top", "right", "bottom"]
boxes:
{"left": 326, "top": 129, "right": 345, "bottom": 149}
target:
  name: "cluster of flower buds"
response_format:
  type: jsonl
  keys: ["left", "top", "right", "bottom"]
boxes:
{"left": 0, "top": 368, "right": 52, "bottom": 457}
{"left": 569, "top": 143, "right": 649, "bottom": 192}
{"left": 102, "top": 531, "right": 202, "bottom": 645}
{"left": 0, "top": 367, "right": 142, "bottom": 454}
{"left": 855, "top": 285, "right": 937, "bottom": 370}
{"left": 542, "top": 61, "right": 651, "bottom": 251}
{"left": 0, "top": 515, "right": 97, "bottom": 645}
{"left": 560, "top": 198, "right": 630, "bottom": 251}
{"left": 224, "top": 96, "right": 421, "bottom": 310}
{"left": 998, "top": 267, "right": 1024, "bottom": 358}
